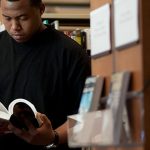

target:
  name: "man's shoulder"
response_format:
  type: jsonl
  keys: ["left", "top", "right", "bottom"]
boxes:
{"left": 0, "top": 30, "right": 8, "bottom": 39}
{"left": 0, "top": 31, "right": 10, "bottom": 47}
{"left": 45, "top": 25, "right": 82, "bottom": 48}
{"left": 45, "top": 25, "right": 87, "bottom": 57}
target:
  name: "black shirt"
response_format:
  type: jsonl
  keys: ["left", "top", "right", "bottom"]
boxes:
{"left": 0, "top": 27, "right": 91, "bottom": 150}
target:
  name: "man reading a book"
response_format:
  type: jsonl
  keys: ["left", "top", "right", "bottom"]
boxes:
{"left": 0, "top": 0, "right": 91, "bottom": 149}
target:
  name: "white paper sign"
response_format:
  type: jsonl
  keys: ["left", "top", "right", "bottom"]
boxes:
{"left": 90, "top": 4, "right": 111, "bottom": 56}
{"left": 114, "top": 0, "right": 139, "bottom": 48}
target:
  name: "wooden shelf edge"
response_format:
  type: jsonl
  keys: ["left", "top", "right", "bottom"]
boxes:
{"left": 42, "top": 13, "right": 90, "bottom": 19}
{"left": 43, "top": 0, "right": 90, "bottom": 5}
{"left": 59, "top": 26, "right": 90, "bottom": 31}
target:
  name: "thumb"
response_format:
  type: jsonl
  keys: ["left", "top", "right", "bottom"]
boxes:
{"left": 36, "top": 112, "right": 52, "bottom": 128}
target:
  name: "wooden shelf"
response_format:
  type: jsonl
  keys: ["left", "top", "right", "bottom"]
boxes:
{"left": 58, "top": 26, "right": 89, "bottom": 31}
{"left": 44, "top": 5, "right": 90, "bottom": 14}
{"left": 43, "top": 0, "right": 90, "bottom": 5}
{"left": 42, "top": 13, "right": 89, "bottom": 19}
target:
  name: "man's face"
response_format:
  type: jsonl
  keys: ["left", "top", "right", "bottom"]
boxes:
{"left": 1, "top": 0, "right": 44, "bottom": 43}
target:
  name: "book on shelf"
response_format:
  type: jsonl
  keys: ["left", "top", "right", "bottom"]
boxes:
{"left": 0, "top": 98, "right": 40, "bottom": 134}
{"left": 68, "top": 28, "right": 91, "bottom": 56}
{"left": 78, "top": 75, "right": 104, "bottom": 114}
{"left": 106, "top": 71, "right": 131, "bottom": 145}
{"left": 81, "top": 28, "right": 91, "bottom": 55}
{"left": 43, "top": 19, "right": 60, "bottom": 30}
{"left": 71, "top": 29, "right": 82, "bottom": 45}
{"left": 81, "top": 28, "right": 91, "bottom": 51}
{"left": 50, "top": 20, "right": 59, "bottom": 30}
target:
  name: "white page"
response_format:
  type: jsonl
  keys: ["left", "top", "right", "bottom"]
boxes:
{"left": 0, "top": 102, "right": 10, "bottom": 120}
{"left": 90, "top": 4, "right": 111, "bottom": 56}
{"left": 114, "top": 0, "right": 139, "bottom": 48}
{"left": 8, "top": 98, "right": 37, "bottom": 116}
{"left": 0, "top": 102, "right": 9, "bottom": 113}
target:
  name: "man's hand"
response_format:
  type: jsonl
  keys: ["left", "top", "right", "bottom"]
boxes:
{"left": 0, "top": 119, "right": 11, "bottom": 135}
{"left": 8, "top": 112, "right": 55, "bottom": 146}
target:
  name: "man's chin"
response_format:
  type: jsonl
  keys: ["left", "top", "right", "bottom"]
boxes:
{"left": 13, "top": 37, "right": 27, "bottom": 43}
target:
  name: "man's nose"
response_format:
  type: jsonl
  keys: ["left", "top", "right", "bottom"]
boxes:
{"left": 11, "top": 20, "right": 21, "bottom": 31}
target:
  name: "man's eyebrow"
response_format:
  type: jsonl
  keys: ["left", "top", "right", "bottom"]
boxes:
{"left": 2, "top": 14, "right": 26, "bottom": 18}
{"left": 2, "top": 14, "right": 10, "bottom": 17}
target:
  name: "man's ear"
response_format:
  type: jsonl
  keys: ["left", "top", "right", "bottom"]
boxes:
{"left": 40, "top": 3, "right": 45, "bottom": 15}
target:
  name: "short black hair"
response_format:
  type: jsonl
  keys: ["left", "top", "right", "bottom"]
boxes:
{"left": 5, "top": 0, "right": 42, "bottom": 7}
{"left": 30, "top": 0, "right": 42, "bottom": 7}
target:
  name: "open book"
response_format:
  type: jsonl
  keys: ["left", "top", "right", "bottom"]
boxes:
{"left": 0, "top": 98, "right": 40, "bottom": 133}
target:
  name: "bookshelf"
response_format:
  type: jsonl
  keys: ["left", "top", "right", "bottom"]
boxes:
{"left": 89, "top": 0, "right": 150, "bottom": 150}
{"left": 42, "top": 0, "right": 90, "bottom": 31}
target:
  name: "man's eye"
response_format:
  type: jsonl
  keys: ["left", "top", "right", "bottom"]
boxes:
{"left": 4, "top": 17, "right": 11, "bottom": 21}
{"left": 20, "top": 17, "right": 28, "bottom": 21}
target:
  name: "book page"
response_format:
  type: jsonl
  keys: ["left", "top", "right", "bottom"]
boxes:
{"left": 8, "top": 99, "right": 37, "bottom": 116}
{"left": 0, "top": 102, "right": 9, "bottom": 113}
{"left": 0, "top": 102, "right": 10, "bottom": 120}
{"left": 0, "top": 102, "right": 10, "bottom": 134}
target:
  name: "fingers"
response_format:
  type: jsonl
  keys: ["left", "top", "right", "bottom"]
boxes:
{"left": 8, "top": 112, "right": 54, "bottom": 145}
{"left": 36, "top": 113, "right": 51, "bottom": 128}
{"left": 8, "top": 116, "right": 37, "bottom": 136}
{"left": 35, "top": 112, "right": 43, "bottom": 126}
{"left": 8, "top": 121, "right": 37, "bottom": 143}
{"left": 0, "top": 120, "right": 11, "bottom": 134}
{"left": 8, "top": 123, "right": 23, "bottom": 135}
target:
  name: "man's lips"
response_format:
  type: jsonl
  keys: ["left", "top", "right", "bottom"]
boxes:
{"left": 12, "top": 34, "right": 24, "bottom": 40}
